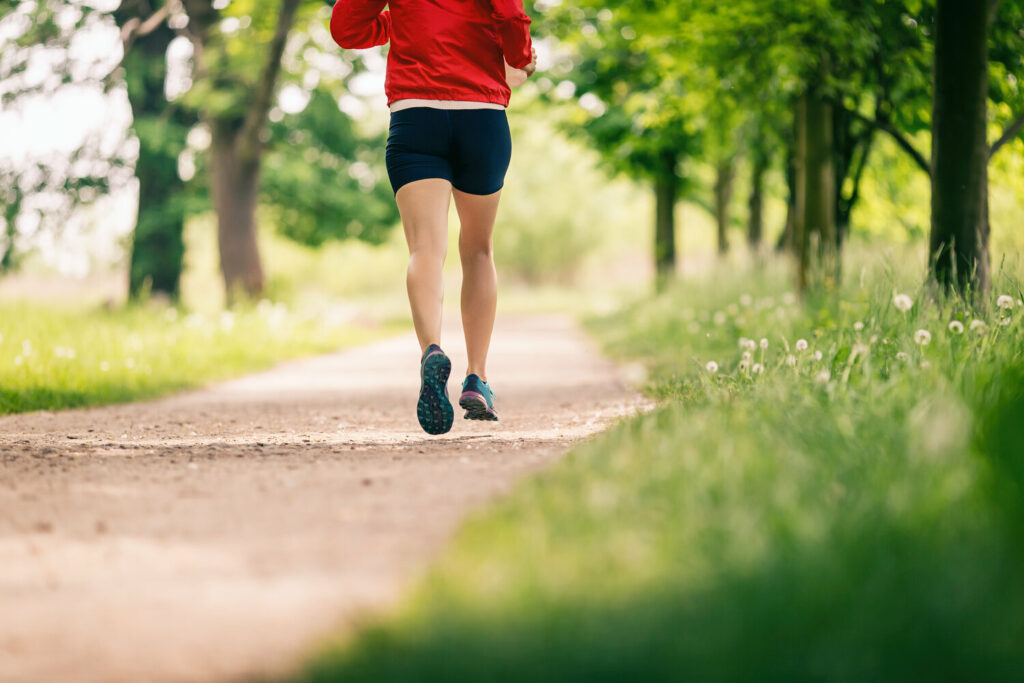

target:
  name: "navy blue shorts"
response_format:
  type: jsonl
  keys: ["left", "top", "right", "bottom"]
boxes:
{"left": 385, "top": 108, "right": 512, "bottom": 196}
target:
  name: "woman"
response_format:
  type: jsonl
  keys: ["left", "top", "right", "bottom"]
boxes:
{"left": 330, "top": 0, "right": 537, "bottom": 435}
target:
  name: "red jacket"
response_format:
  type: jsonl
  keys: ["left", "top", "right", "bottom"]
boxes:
{"left": 330, "top": 0, "right": 532, "bottom": 107}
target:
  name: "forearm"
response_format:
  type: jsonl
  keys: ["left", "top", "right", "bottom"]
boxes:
{"left": 330, "top": 0, "right": 390, "bottom": 49}
{"left": 490, "top": 0, "right": 532, "bottom": 69}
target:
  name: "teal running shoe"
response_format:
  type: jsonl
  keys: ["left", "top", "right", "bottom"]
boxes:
{"left": 459, "top": 373, "right": 498, "bottom": 421}
{"left": 417, "top": 344, "right": 453, "bottom": 435}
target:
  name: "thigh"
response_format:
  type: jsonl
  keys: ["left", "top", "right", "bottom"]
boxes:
{"left": 454, "top": 188, "right": 501, "bottom": 250}
{"left": 449, "top": 110, "right": 512, "bottom": 197}
{"left": 386, "top": 108, "right": 455, "bottom": 195}
{"left": 397, "top": 178, "right": 453, "bottom": 255}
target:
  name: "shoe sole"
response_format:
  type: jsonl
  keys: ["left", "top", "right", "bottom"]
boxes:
{"left": 418, "top": 351, "right": 454, "bottom": 435}
{"left": 459, "top": 391, "right": 498, "bottom": 421}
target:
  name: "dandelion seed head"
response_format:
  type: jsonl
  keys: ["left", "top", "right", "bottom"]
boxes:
{"left": 997, "top": 294, "right": 1015, "bottom": 309}
{"left": 896, "top": 351, "right": 909, "bottom": 362}
{"left": 815, "top": 370, "right": 831, "bottom": 383}
{"left": 795, "top": 339, "right": 808, "bottom": 351}
{"left": 785, "top": 354, "right": 796, "bottom": 367}
{"left": 914, "top": 329, "right": 931, "bottom": 346}
{"left": 752, "top": 363, "right": 764, "bottom": 375}
{"left": 893, "top": 293, "right": 913, "bottom": 312}
{"left": 999, "top": 317, "right": 1011, "bottom": 327}
{"left": 705, "top": 361, "right": 719, "bottom": 374}
{"left": 759, "top": 338, "right": 768, "bottom": 349}
{"left": 741, "top": 350, "right": 752, "bottom": 361}
{"left": 969, "top": 319, "right": 988, "bottom": 333}
{"left": 739, "top": 294, "right": 752, "bottom": 307}
{"left": 853, "top": 321, "right": 864, "bottom": 331}
{"left": 948, "top": 320, "right": 964, "bottom": 334}
{"left": 812, "top": 350, "right": 823, "bottom": 361}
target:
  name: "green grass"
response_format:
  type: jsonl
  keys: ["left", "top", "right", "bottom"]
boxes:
{"left": 295, "top": 252, "right": 1024, "bottom": 682}
{"left": 0, "top": 301, "right": 399, "bottom": 414}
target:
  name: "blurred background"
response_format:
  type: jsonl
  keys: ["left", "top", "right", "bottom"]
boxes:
{"left": 3, "top": 0, "right": 1021, "bottom": 317}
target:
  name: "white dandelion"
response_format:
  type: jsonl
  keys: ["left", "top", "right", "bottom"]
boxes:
{"left": 785, "top": 354, "right": 796, "bottom": 367}
{"left": 795, "top": 339, "right": 808, "bottom": 352}
{"left": 752, "top": 363, "right": 764, "bottom": 375}
{"left": 948, "top": 320, "right": 964, "bottom": 334}
{"left": 705, "top": 361, "right": 719, "bottom": 374}
{"left": 741, "top": 350, "right": 753, "bottom": 361}
{"left": 812, "top": 350, "right": 823, "bottom": 361}
{"left": 893, "top": 293, "right": 913, "bottom": 312}
{"left": 815, "top": 370, "right": 831, "bottom": 383}
{"left": 996, "top": 294, "right": 1015, "bottom": 309}
{"left": 969, "top": 319, "right": 988, "bottom": 333}
{"left": 759, "top": 338, "right": 769, "bottom": 349}
{"left": 914, "top": 329, "right": 932, "bottom": 346}
{"left": 896, "top": 351, "right": 909, "bottom": 362}
{"left": 854, "top": 321, "right": 864, "bottom": 331}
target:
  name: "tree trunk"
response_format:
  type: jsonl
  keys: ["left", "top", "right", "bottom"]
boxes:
{"left": 211, "top": 120, "right": 264, "bottom": 302}
{"left": 794, "top": 88, "right": 836, "bottom": 292}
{"left": 748, "top": 150, "right": 767, "bottom": 251}
{"left": 653, "top": 152, "right": 678, "bottom": 288}
{"left": 930, "top": 0, "right": 990, "bottom": 295}
{"left": 115, "top": 1, "right": 189, "bottom": 300}
{"left": 778, "top": 136, "right": 796, "bottom": 253}
{"left": 714, "top": 157, "right": 734, "bottom": 256}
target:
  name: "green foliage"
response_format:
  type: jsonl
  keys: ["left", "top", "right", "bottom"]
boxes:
{"left": 295, "top": 252, "right": 1024, "bottom": 682}
{"left": 261, "top": 88, "right": 397, "bottom": 247}
{"left": 0, "top": 301, "right": 391, "bottom": 414}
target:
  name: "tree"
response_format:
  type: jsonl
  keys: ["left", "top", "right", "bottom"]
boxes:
{"left": 929, "top": 0, "right": 1024, "bottom": 296}
{"left": 177, "top": 0, "right": 302, "bottom": 301}
{"left": 114, "top": 0, "right": 197, "bottom": 299}
{"left": 535, "top": 1, "right": 700, "bottom": 286}
{"left": 928, "top": 0, "right": 991, "bottom": 295}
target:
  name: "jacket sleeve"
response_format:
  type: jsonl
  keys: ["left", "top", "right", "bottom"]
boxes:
{"left": 489, "top": 0, "right": 533, "bottom": 69}
{"left": 330, "top": 0, "right": 391, "bottom": 49}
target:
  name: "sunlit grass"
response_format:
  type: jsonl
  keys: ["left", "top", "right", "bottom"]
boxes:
{"left": 0, "top": 301, "right": 400, "bottom": 414}
{"left": 295, "top": 249, "right": 1024, "bottom": 682}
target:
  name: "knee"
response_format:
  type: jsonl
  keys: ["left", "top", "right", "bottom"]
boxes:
{"left": 459, "top": 237, "right": 493, "bottom": 262}
{"left": 409, "top": 241, "right": 447, "bottom": 266}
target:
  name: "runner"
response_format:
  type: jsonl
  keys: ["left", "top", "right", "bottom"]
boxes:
{"left": 330, "top": 0, "right": 537, "bottom": 435}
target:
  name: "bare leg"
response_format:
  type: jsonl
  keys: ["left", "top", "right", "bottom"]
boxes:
{"left": 454, "top": 188, "right": 501, "bottom": 380}
{"left": 396, "top": 179, "right": 453, "bottom": 352}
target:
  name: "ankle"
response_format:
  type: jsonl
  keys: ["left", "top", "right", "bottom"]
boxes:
{"left": 466, "top": 370, "right": 487, "bottom": 382}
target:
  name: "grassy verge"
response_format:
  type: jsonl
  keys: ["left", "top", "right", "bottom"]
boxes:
{"left": 296, "top": 254, "right": 1024, "bottom": 682}
{"left": 0, "top": 301, "right": 400, "bottom": 414}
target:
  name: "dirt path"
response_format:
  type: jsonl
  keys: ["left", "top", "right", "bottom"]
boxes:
{"left": 0, "top": 314, "right": 646, "bottom": 683}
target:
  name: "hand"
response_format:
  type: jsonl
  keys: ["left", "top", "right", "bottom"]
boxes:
{"left": 523, "top": 47, "right": 538, "bottom": 77}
